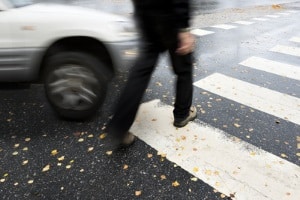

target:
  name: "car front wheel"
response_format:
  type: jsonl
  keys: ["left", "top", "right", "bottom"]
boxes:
{"left": 44, "top": 51, "right": 108, "bottom": 120}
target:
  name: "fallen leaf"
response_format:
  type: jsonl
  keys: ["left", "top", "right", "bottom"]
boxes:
{"left": 281, "top": 153, "right": 288, "bottom": 158}
{"left": 250, "top": 151, "right": 256, "bottom": 156}
{"left": 88, "top": 147, "right": 94, "bottom": 152}
{"left": 99, "top": 133, "right": 107, "bottom": 139}
{"left": 23, "top": 147, "right": 28, "bottom": 151}
{"left": 80, "top": 169, "right": 84, "bottom": 173}
{"left": 14, "top": 144, "right": 20, "bottom": 148}
{"left": 25, "top": 138, "right": 31, "bottom": 142}
{"left": 22, "top": 160, "right": 29, "bottom": 165}
{"left": 12, "top": 151, "right": 18, "bottom": 156}
{"left": 51, "top": 149, "right": 58, "bottom": 156}
{"left": 147, "top": 153, "right": 153, "bottom": 158}
{"left": 123, "top": 164, "right": 129, "bottom": 170}
{"left": 172, "top": 181, "right": 180, "bottom": 187}
{"left": 193, "top": 167, "right": 199, "bottom": 172}
{"left": 58, "top": 156, "right": 65, "bottom": 161}
{"left": 205, "top": 170, "right": 212, "bottom": 175}
{"left": 14, "top": 182, "right": 19, "bottom": 186}
{"left": 106, "top": 151, "right": 113, "bottom": 156}
{"left": 87, "top": 134, "right": 94, "bottom": 138}
{"left": 42, "top": 164, "right": 50, "bottom": 172}
{"left": 220, "top": 193, "right": 226, "bottom": 198}
{"left": 135, "top": 190, "right": 142, "bottom": 196}
{"left": 78, "top": 138, "right": 84, "bottom": 142}
{"left": 234, "top": 123, "right": 241, "bottom": 128}
{"left": 160, "top": 175, "right": 166, "bottom": 180}
{"left": 0, "top": 179, "right": 5, "bottom": 183}
{"left": 66, "top": 165, "right": 71, "bottom": 169}
{"left": 190, "top": 177, "right": 198, "bottom": 182}
{"left": 28, "top": 180, "right": 34, "bottom": 184}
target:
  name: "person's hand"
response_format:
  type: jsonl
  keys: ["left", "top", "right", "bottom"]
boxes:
{"left": 176, "top": 31, "right": 195, "bottom": 55}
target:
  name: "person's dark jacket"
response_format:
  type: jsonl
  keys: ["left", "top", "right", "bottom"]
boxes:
{"left": 131, "top": 0, "right": 190, "bottom": 30}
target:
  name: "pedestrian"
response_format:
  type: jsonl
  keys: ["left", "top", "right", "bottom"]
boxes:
{"left": 106, "top": 0, "right": 197, "bottom": 147}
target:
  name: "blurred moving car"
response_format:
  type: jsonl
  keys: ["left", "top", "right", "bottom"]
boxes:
{"left": 0, "top": 0, "right": 138, "bottom": 120}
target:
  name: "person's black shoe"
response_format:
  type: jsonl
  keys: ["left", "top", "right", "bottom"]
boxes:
{"left": 173, "top": 106, "right": 197, "bottom": 128}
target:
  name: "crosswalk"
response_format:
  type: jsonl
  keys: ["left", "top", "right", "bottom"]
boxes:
{"left": 131, "top": 8, "right": 300, "bottom": 200}
{"left": 191, "top": 10, "right": 299, "bottom": 36}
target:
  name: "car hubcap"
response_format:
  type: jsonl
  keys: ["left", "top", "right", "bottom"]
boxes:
{"left": 47, "top": 64, "right": 99, "bottom": 110}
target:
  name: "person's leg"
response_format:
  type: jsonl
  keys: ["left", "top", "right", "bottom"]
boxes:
{"left": 106, "top": 48, "right": 159, "bottom": 141}
{"left": 169, "top": 51, "right": 194, "bottom": 120}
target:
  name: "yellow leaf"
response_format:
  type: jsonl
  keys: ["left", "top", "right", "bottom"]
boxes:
{"left": 147, "top": 153, "right": 153, "bottom": 158}
{"left": 234, "top": 123, "right": 241, "bottom": 128}
{"left": 58, "top": 156, "right": 65, "bottom": 161}
{"left": 172, "top": 181, "right": 180, "bottom": 187}
{"left": 66, "top": 165, "right": 71, "bottom": 169}
{"left": 99, "top": 133, "right": 107, "bottom": 139}
{"left": 123, "top": 164, "right": 129, "bottom": 170}
{"left": 296, "top": 153, "right": 300, "bottom": 157}
{"left": 220, "top": 193, "right": 226, "bottom": 198}
{"left": 193, "top": 167, "right": 199, "bottom": 172}
{"left": 87, "top": 134, "right": 94, "bottom": 138}
{"left": 42, "top": 164, "right": 50, "bottom": 172}
{"left": 51, "top": 149, "right": 58, "bottom": 156}
{"left": 14, "top": 144, "right": 20, "bottom": 148}
{"left": 281, "top": 153, "right": 288, "bottom": 158}
{"left": 106, "top": 151, "right": 113, "bottom": 156}
{"left": 190, "top": 177, "right": 198, "bottom": 182}
{"left": 205, "top": 170, "right": 212, "bottom": 175}
{"left": 28, "top": 180, "right": 34, "bottom": 184}
{"left": 22, "top": 160, "right": 29, "bottom": 165}
{"left": 250, "top": 151, "right": 256, "bottom": 156}
{"left": 12, "top": 151, "right": 18, "bottom": 156}
{"left": 25, "top": 138, "right": 31, "bottom": 142}
{"left": 135, "top": 190, "right": 142, "bottom": 196}
{"left": 0, "top": 179, "right": 5, "bottom": 183}
{"left": 160, "top": 175, "right": 166, "bottom": 180}
{"left": 23, "top": 147, "right": 28, "bottom": 151}
{"left": 88, "top": 147, "right": 94, "bottom": 152}
{"left": 78, "top": 138, "right": 84, "bottom": 142}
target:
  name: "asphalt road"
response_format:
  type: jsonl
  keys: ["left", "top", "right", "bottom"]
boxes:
{"left": 1, "top": 1, "right": 300, "bottom": 200}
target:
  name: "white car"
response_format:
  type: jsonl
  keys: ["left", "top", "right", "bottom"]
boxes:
{"left": 0, "top": 0, "right": 138, "bottom": 119}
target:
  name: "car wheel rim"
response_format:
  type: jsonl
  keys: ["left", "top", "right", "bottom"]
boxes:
{"left": 47, "top": 64, "right": 100, "bottom": 110}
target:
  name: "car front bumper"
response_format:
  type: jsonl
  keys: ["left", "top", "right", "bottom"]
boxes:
{"left": 105, "top": 39, "right": 139, "bottom": 73}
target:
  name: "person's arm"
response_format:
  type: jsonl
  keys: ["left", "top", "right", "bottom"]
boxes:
{"left": 173, "top": 0, "right": 195, "bottom": 55}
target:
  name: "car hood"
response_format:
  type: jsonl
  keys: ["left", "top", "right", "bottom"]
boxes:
{"left": 19, "top": 3, "right": 130, "bottom": 22}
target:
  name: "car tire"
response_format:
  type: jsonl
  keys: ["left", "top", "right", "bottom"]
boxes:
{"left": 44, "top": 51, "right": 108, "bottom": 120}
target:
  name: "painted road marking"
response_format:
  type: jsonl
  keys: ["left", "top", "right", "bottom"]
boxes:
{"left": 193, "top": 73, "right": 300, "bottom": 125}
{"left": 252, "top": 17, "right": 269, "bottom": 21}
{"left": 290, "top": 37, "right": 300, "bottom": 43}
{"left": 211, "top": 24, "right": 237, "bottom": 30}
{"left": 270, "top": 45, "right": 300, "bottom": 57}
{"left": 191, "top": 29, "right": 214, "bottom": 36}
{"left": 131, "top": 100, "right": 300, "bottom": 200}
{"left": 239, "top": 56, "right": 300, "bottom": 81}
{"left": 266, "top": 15, "right": 280, "bottom": 18}
{"left": 277, "top": 12, "right": 291, "bottom": 16}
{"left": 234, "top": 20, "right": 254, "bottom": 25}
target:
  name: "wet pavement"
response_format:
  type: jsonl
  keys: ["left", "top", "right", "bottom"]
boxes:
{"left": 1, "top": 1, "right": 300, "bottom": 199}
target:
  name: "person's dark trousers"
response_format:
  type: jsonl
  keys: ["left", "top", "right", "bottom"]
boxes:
{"left": 106, "top": 14, "right": 193, "bottom": 140}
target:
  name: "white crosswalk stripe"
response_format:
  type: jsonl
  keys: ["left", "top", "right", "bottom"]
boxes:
{"left": 270, "top": 45, "right": 300, "bottom": 57}
{"left": 131, "top": 100, "right": 300, "bottom": 200}
{"left": 239, "top": 56, "right": 300, "bottom": 81}
{"left": 252, "top": 17, "right": 269, "bottom": 21}
{"left": 191, "top": 29, "right": 214, "bottom": 36}
{"left": 194, "top": 73, "right": 300, "bottom": 125}
{"left": 233, "top": 20, "right": 254, "bottom": 25}
{"left": 265, "top": 14, "right": 280, "bottom": 18}
{"left": 211, "top": 24, "right": 237, "bottom": 30}
{"left": 289, "top": 37, "right": 300, "bottom": 43}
